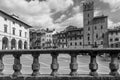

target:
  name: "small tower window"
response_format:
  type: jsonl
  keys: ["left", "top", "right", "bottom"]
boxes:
{"left": 101, "top": 25, "right": 103, "bottom": 29}
{"left": 88, "top": 14, "right": 89, "bottom": 17}
{"left": 88, "top": 21, "right": 90, "bottom": 24}
{"left": 95, "top": 26, "right": 97, "bottom": 30}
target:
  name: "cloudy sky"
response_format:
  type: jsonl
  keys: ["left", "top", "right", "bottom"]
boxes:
{"left": 0, "top": 0, "right": 120, "bottom": 31}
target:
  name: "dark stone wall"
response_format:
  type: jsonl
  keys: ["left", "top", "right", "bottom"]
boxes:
{"left": 0, "top": 75, "right": 120, "bottom": 80}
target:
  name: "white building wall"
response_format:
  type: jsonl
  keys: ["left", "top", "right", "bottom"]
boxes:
{"left": 0, "top": 12, "right": 30, "bottom": 50}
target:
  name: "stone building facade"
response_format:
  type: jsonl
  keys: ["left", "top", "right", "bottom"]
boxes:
{"left": 108, "top": 28, "right": 120, "bottom": 48}
{"left": 52, "top": 26, "right": 83, "bottom": 49}
{"left": 30, "top": 28, "right": 55, "bottom": 49}
{"left": 66, "top": 26, "right": 83, "bottom": 49}
{"left": 0, "top": 10, "right": 31, "bottom": 50}
{"left": 83, "top": 1, "right": 108, "bottom": 48}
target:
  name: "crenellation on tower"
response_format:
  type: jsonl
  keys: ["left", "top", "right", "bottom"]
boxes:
{"left": 83, "top": 0, "right": 108, "bottom": 48}
{"left": 83, "top": 1, "right": 94, "bottom": 11}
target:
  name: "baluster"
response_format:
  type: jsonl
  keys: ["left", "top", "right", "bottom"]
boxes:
{"left": 13, "top": 54, "right": 22, "bottom": 77}
{"left": 32, "top": 53, "right": 40, "bottom": 76}
{"left": 70, "top": 53, "right": 78, "bottom": 76}
{"left": 0, "top": 54, "right": 4, "bottom": 75}
{"left": 109, "top": 52, "right": 119, "bottom": 76}
{"left": 51, "top": 53, "right": 59, "bottom": 76}
{"left": 89, "top": 52, "right": 98, "bottom": 76}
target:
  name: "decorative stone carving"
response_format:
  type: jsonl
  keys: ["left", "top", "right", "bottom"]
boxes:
{"left": 0, "top": 54, "right": 4, "bottom": 75}
{"left": 51, "top": 53, "right": 59, "bottom": 76}
{"left": 89, "top": 52, "right": 98, "bottom": 76}
{"left": 70, "top": 53, "right": 78, "bottom": 76}
{"left": 13, "top": 54, "right": 22, "bottom": 77}
{"left": 32, "top": 53, "right": 40, "bottom": 76}
{"left": 109, "top": 53, "right": 119, "bottom": 76}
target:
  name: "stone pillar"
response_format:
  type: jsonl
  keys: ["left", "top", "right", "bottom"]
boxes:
{"left": 70, "top": 53, "right": 78, "bottom": 76}
{"left": 16, "top": 40, "right": 18, "bottom": 50}
{"left": 13, "top": 54, "right": 22, "bottom": 77}
{"left": 22, "top": 41, "right": 24, "bottom": 50}
{"left": 32, "top": 54, "right": 40, "bottom": 76}
{"left": 0, "top": 54, "right": 4, "bottom": 75}
{"left": 109, "top": 53, "right": 119, "bottom": 76}
{"left": 51, "top": 53, "right": 59, "bottom": 76}
{"left": 9, "top": 39, "right": 11, "bottom": 50}
{"left": 89, "top": 52, "right": 98, "bottom": 76}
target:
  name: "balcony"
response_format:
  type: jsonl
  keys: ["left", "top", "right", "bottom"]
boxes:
{"left": 0, "top": 48, "right": 120, "bottom": 80}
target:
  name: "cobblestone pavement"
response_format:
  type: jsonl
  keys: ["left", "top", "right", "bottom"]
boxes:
{"left": 3, "top": 54, "right": 116, "bottom": 75}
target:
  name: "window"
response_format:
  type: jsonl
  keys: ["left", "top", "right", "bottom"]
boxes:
{"left": 80, "top": 42, "right": 82, "bottom": 45}
{"left": 96, "top": 34, "right": 98, "bottom": 39}
{"left": 12, "top": 27, "right": 16, "bottom": 35}
{"left": 25, "top": 32, "right": 27, "bottom": 38}
{"left": 101, "top": 41, "right": 103, "bottom": 45}
{"left": 19, "top": 30, "right": 22, "bottom": 37}
{"left": 4, "top": 18, "right": 7, "bottom": 21}
{"left": 88, "top": 14, "right": 89, "bottom": 17}
{"left": 75, "top": 37, "right": 77, "bottom": 40}
{"left": 88, "top": 21, "right": 90, "bottom": 25}
{"left": 75, "top": 42, "right": 77, "bottom": 46}
{"left": 19, "top": 24, "right": 22, "bottom": 27}
{"left": 88, "top": 42, "right": 90, "bottom": 45}
{"left": 79, "top": 36, "right": 81, "bottom": 39}
{"left": 111, "top": 44, "right": 113, "bottom": 48}
{"left": 70, "top": 43, "right": 72, "bottom": 46}
{"left": 88, "top": 37, "right": 90, "bottom": 41}
{"left": 101, "top": 25, "right": 103, "bottom": 29}
{"left": 13, "top": 21, "right": 15, "bottom": 24}
{"left": 95, "top": 26, "right": 97, "bottom": 30}
{"left": 102, "top": 33, "right": 104, "bottom": 38}
{"left": 4, "top": 24, "right": 8, "bottom": 33}
{"left": 110, "top": 38, "right": 113, "bottom": 42}
{"left": 115, "top": 38, "right": 119, "bottom": 41}
{"left": 88, "top": 33, "right": 90, "bottom": 36}
{"left": 116, "top": 44, "right": 119, "bottom": 48}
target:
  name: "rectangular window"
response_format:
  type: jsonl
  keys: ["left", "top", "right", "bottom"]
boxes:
{"left": 19, "top": 30, "right": 22, "bottom": 37}
{"left": 75, "top": 42, "right": 77, "bottom": 46}
{"left": 4, "top": 24, "right": 8, "bottom": 33}
{"left": 13, "top": 21, "right": 15, "bottom": 24}
{"left": 4, "top": 18, "right": 7, "bottom": 21}
{"left": 13, "top": 27, "right": 16, "bottom": 35}
{"left": 101, "top": 25, "right": 103, "bottom": 29}
{"left": 80, "top": 42, "right": 82, "bottom": 45}
{"left": 95, "top": 26, "right": 97, "bottom": 30}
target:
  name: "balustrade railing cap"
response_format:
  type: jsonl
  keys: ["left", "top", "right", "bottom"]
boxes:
{"left": 0, "top": 48, "right": 120, "bottom": 54}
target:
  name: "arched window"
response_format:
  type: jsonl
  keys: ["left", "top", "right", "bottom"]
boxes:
{"left": 24, "top": 41, "right": 27, "bottom": 49}
{"left": 18, "top": 40, "right": 22, "bottom": 49}
{"left": 2, "top": 37, "right": 9, "bottom": 50}
{"left": 11, "top": 38, "right": 16, "bottom": 49}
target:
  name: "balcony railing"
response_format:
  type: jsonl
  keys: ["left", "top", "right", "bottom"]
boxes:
{"left": 0, "top": 48, "right": 120, "bottom": 80}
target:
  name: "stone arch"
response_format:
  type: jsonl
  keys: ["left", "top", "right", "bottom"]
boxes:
{"left": 18, "top": 40, "right": 22, "bottom": 49}
{"left": 24, "top": 41, "right": 27, "bottom": 49}
{"left": 2, "top": 37, "right": 9, "bottom": 50}
{"left": 11, "top": 38, "right": 16, "bottom": 50}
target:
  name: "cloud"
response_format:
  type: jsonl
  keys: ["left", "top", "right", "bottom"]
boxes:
{"left": 100, "top": 0, "right": 120, "bottom": 12}
{"left": 108, "top": 18, "right": 120, "bottom": 29}
{"left": 47, "top": 0, "right": 74, "bottom": 12}
{"left": 60, "top": 13, "right": 83, "bottom": 28}
{"left": 0, "top": 0, "right": 74, "bottom": 30}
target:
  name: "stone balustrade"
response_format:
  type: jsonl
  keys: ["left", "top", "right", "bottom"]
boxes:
{"left": 0, "top": 48, "right": 120, "bottom": 80}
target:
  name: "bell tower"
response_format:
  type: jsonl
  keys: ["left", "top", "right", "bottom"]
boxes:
{"left": 83, "top": 1, "right": 94, "bottom": 48}
{"left": 83, "top": 1, "right": 94, "bottom": 26}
